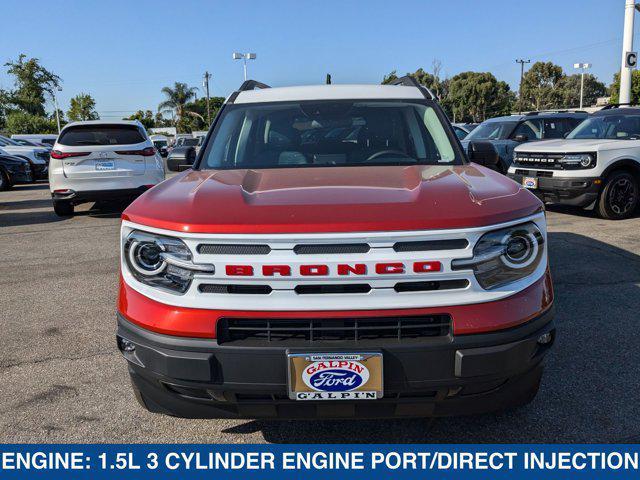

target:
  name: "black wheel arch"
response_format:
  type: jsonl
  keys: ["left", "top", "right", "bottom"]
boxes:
{"left": 601, "top": 159, "right": 640, "bottom": 182}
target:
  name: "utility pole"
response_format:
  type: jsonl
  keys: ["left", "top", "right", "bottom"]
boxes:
{"left": 574, "top": 63, "right": 592, "bottom": 109}
{"left": 516, "top": 59, "right": 530, "bottom": 114}
{"left": 619, "top": 0, "right": 640, "bottom": 105}
{"left": 203, "top": 71, "right": 212, "bottom": 125}
{"left": 51, "top": 87, "right": 62, "bottom": 134}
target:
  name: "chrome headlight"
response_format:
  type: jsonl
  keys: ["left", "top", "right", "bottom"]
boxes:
{"left": 452, "top": 222, "right": 544, "bottom": 289}
{"left": 558, "top": 153, "right": 596, "bottom": 169}
{"left": 124, "top": 230, "right": 214, "bottom": 294}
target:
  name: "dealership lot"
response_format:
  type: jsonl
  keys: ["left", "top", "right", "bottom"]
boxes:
{"left": 0, "top": 183, "right": 639, "bottom": 443}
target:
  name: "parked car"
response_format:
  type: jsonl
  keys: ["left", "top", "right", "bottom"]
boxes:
{"left": 10, "top": 138, "right": 52, "bottom": 149}
{"left": 117, "top": 78, "right": 554, "bottom": 419}
{"left": 0, "top": 149, "right": 33, "bottom": 190}
{"left": 150, "top": 135, "right": 169, "bottom": 157}
{"left": 451, "top": 123, "right": 479, "bottom": 140}
{"left": 11, "top": 134, "right": 58, "bottom": 147}
{"left": 462, "top": 111, "right": 588, "bottom": 173}
{"left": 0, "top": 135, "right": 49, "bottom": 181}
{"left": 166, "top": 136, "right": 204, "bottom": 171}
{"left": 508, "top": 106, "right": 640, "bottom": 219}
{"left": 48, "top": 120, "right": 165, "bottom": 216}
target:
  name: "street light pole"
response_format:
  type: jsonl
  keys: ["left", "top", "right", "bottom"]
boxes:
{"left": 202, "top": 71, "right": 212, "bottom": 125}
{"left": 516, "top": 59, "right": 530, "bottom": 114}
{"left": 233, "top": 52, "right": 256, "bottom": 81}
{"left": 573, "top": 63, "right": 592, "bottom": 109}
{"left": 52, "top": 87, "right": 62, "bottom": 134}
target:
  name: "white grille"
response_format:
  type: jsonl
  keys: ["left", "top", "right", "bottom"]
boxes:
{"left": 121, "top": 212, "right": 547, "bottom": 311}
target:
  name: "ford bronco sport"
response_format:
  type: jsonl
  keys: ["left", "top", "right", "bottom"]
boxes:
{"left": 508, "top": 106, "right": 640, "bottom": 219}
{"left": 117, "top": 78, "right": 555, "bottom": 418}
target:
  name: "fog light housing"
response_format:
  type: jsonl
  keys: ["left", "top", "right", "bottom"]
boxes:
{"left": 119, "top": 338, "right": 136, "bottom": 352}
{"left": 537, "top": 332, "right": 553, "bottom": 345}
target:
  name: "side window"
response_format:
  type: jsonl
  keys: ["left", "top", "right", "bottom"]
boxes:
{"left": 542, "top": 119, "right": 566, "bottom": 139}
{"left": 512, "top": 119, "right": 543, "bottom": 140}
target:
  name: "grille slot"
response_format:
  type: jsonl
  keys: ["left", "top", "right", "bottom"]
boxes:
{"left": 197, "top": 244, "right": 271, "bottom": 255}
{"left": 294, "top": 284, "right": 371, "bottom": 295}
{"left": 217, "top": 315, "right": 451, "bottom": 345}
{"left": 199, "top": 284, "right": 272, "bottom": 294}
{"left": 294, "top": 243, "right": 370, "bottom": 254}
{"left": 394, "top": 279, "right": 469, "bottom": 292}
{"left": 515, "top": 169, "right": 553, "bottom": 178}
{"left": 393, "top": 239, "right": 468, "bottom": 252}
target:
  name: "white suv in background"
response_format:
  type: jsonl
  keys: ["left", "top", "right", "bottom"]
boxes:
{"left": 507, "top": 107, "right": 640, "bottom": 220}
{"left": 49, "top": 120, "right": 165, "bottom": 216}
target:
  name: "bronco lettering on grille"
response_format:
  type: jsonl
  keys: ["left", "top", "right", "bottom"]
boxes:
{"left": 224, "top": 262, "right": 442, "bottom": 276}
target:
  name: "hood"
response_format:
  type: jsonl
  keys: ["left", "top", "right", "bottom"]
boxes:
{"left": 514, "top": 138, "right": 623, "bottom": 153}
{"left": 123, "top": 165, "right": 542, "bottom": 234}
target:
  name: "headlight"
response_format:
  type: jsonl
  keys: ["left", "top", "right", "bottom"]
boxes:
{"left": 451, "top": 222, "right": 544, "bottom": 289}
{"left": 558, "top": 153, "right": 595, "bottom": 169}
{"left": 124, "top": 230, "right": 214, "bottom": 294}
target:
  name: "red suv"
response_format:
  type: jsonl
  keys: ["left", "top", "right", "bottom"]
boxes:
{"left": 117, "top": 78, "right": 555, "bottom": 418}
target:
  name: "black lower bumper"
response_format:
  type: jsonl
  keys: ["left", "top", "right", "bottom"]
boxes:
{"left": 32, "top": 163, "right": 48, "bottom": 181}
{"left": 52, "top": 186, "right": 149, "bottom": 205}
{"left": 508, "top": 172, "right": 600, "bottom": 207}
{"left": 117, "top": 307, "right": 555, "bottom": 419}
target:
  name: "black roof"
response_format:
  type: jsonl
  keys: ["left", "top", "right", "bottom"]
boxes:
{"left": 593, "top": 107, "right": 640, "bottom": 116}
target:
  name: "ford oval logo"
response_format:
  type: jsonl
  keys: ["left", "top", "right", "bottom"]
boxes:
{"left": 302, "top": 360, "right": 369, "bottom": 392}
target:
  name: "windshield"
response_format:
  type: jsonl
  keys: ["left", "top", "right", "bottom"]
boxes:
{"left": 182, "top": 138, "right": 199, "bottom": 146}
{"left": 200, "top": 100, "right": 458, "bottom": 170}
{"left": 465, "top": 121, "right": 518, "bottom": 141}
{"left": 58, "top": 125, "right": 146, "bottom": 146}
{"left": 153, "top": 140, "right": 167, "bottom": 148}
{"left": 568, "top": 115, "right": 640, "bottom": 140}
{"left": 0, "top": 136, "right": 20, "bottom": 146}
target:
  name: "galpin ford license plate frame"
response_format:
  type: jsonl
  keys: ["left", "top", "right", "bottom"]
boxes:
{"left": 287, "top": 352, "right": 383, "bottom": 401}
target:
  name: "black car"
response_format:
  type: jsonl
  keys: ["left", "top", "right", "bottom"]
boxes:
{"left": 166, "top": 137, "right": 202, "bottom": 171}
{"left": 461, "top": 111, "right": 588, "bottom": 173}
{"left": 0, "top": 153, "right": 33, "bottom": 190}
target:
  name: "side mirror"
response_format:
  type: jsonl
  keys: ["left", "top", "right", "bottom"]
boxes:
{"left": 514, "top": 134, "right": 528, "bottom": 143}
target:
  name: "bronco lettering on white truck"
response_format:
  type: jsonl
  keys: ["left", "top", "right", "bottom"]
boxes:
{"left": 117, "top": 77, "right": 555, "bottom": 419}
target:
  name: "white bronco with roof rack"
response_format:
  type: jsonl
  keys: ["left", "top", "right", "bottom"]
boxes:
{"left": 507, "top": 106, "right": 640, "bottom": 220}
{"left": 48, "top": 120, "right": 165, "bottom": 216}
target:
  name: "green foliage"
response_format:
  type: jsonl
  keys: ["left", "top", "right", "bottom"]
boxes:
{"left": 67, "top": 93, "right": 99, "bottom": 122}
{"left": 445, "top": 72, "right": 515, "bottom": 122}
{"left": 4, "top": 111, "right": 58, "bottom": 134}
{"left": 4, "top": 54, "right": 61, "bottom": 116}
{"left": 125, "top": 110, "right": 156, "bottom": 129}
{"left": 519, "top": 61, "right": 564, "bottom": 111}
{"left": 557, "top": 73, "right": 607, "bottom": 108}
{"left": 609, "top": 71, "right": 640, "bottom": 104}
{"left": 158, "top": 82, "right": 198, "bottom": 133}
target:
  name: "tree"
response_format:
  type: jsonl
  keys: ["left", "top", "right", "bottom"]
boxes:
{"left": 125, "top": 110, "right": 156, "bottom": 129}
{"left": 4, "top": 54, "right": 61, "bottom": 116}
{"left": 557, "top": 73, "right": 607, "bottom": 108}
{"left": 519, "top": 61, "right": 564, "bottom": 111}
{"left": 67, "top": 93, "right": 99, "bottom": 121}
{"left": 382, "top": 66, "right": 446, "bottom": 100}
{"left": 609, "top": 71, "right": 640, "bottom": 104}
{"left": 182, "top": 97, "right": 225, "bottom": 131}
{"left": 158, "top": 82, "right": 198, "bottom": 132}
{"left": 4, "top": 111, "right": 58, "bottom": 134}
{"left": 446, "top": 72, "right": 515, "bottom": 122}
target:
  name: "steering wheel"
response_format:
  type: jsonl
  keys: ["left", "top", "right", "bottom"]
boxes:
{"left": 366, "top": 150, "right": 413, "bottom": 162}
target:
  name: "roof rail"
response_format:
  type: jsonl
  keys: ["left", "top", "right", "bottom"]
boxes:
{"left": 523, "top": 109, "right": 588, "bottom": 115}
{"left": 227, "top": 79, "right": 271, "bottom": 104}
{"left": 388, "top": 75, "right": 436, "bottom": 100}
{"left": 600, "top": 103, "right": 640, "bottom": 110}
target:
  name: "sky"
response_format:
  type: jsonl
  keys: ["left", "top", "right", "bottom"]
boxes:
{"left": 0, "top": 0, "right": 633, "bottom": 119}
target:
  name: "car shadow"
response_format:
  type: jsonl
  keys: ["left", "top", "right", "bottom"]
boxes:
{"left": 221, "top": 231, "right": 640, "bottom": 443}
{"left": 545, "top": 203, "right": 640, "bottom": 220}
{"left": 0, "top": 201, "right": 127, "bottom": 227}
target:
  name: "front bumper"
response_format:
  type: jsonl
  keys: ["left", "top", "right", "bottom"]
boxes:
{"left": 31, "top": 163, "right": 48, "bottom": 181}
{"left": 508, "top": 172, "right": 600, "bottom": 207}
{"left": 117, "top": 306, "right": 555, "bottom": 419}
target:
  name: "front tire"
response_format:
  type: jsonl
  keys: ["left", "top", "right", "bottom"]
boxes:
{"left": 0, "top": 169, "right": 12, "bottom": 191}
{"left": 53, "top": 200, "right": 74, "bottom": 217}
{"left": 597, "top": 171, "right": 639, "bottom": 220}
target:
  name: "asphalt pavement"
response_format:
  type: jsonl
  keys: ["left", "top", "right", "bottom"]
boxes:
{"left": 0, "top": 182, "right": 639, "bottom": 443}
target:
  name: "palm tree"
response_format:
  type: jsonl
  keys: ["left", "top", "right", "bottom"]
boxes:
{"left": 158, "top": 82, "right": 198, "bottom": 128}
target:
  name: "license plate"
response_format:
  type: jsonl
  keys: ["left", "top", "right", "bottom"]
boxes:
{"left": 522, "top": 176, "right": 538, "bottom": 189}
{"left": 95, "top": 161, "right": 115, "bottom": 171}
{"left": 287, "top": 352, "right": 383, "bottom": 401}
